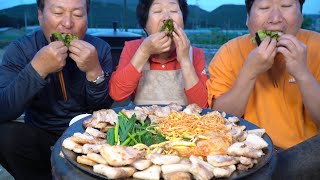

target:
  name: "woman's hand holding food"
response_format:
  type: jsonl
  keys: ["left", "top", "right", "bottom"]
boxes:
{"left": 131, "top": 32, "right": 172, "bottom": 72}
{"left": 172, "top": 22, "right": 191, "bottom": 67}
{"left": 140, "top": 32, "right": 172, "bottom": 56}
{"left": 172, "top": 22, "right": 198, "bottom": 90}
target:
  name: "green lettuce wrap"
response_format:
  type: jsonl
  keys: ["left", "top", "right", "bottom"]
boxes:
{"left": 50, "top": 32, "right": 78, "bottom": 47}
{"left": 161, "top": 19, "right": 174, "bottom": 37}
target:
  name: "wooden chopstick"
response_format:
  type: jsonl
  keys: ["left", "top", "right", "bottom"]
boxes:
{"left": 58, "top": 71, "right": 68, "bottom": 101}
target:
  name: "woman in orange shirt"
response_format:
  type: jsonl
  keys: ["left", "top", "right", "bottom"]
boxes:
{"left": 109, "top": 0, "right": 208, "bottom": 107}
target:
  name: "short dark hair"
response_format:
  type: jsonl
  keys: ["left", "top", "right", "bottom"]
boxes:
{"left": 136, "top": 0, "right": 188, "bottom": 29}
{"left": 245, "top": 0, "right": 305, "bottom": 14}
{"left": 37, "top": 0, "right": 91, "bottom": 13}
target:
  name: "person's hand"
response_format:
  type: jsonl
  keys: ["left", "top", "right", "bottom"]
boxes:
{"left": 277, "top": 34, "right": 308, "bottom": 81}
{"left": 31, "top": 41, "right": 68, "bottom": 78}
{"left": 69, "top": 40, "right": 102, "bottom": 81}
{"left": 172, "top": 22, "right": 191, "bottom": 67}
{"left": 243, "top": 36, "right": 277, "bottom": 79}
{"left": 139, "top": 32, "right": 172, "bottom": 57}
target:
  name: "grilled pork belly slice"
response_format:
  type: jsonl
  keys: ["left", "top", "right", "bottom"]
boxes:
{"left": 227, "top": 116, "right": 240, "bottom": 123}
{"left": 237, "top": 158, "right": 258, "bottom": 171}
{"left": 77, "top": 155, "right": 98, "bottom": 166}
{"left": 93, "top": 164, "right": 136, "bottom": 179}
{"left": 207, "top": 155, "right": 237, "bottom": 167}
{"left": 154, "top": 106, "right": 171, "bottom": 117}
{"left": 168, "top": 103, "right": 183, "bottom": 112}
{"left": 183, "top": 103, "right": 202, "bottom": 115}
{"left": 189, "top": 155, "right": 215, "bottom": 180}
{"left": 100, "top": 144, "right": 144, "bottom": 167}
{"left": 87, "top": 152, "right": 107, "bottom": 165}
{"left": 247, "top": 129, "right": 266, "bottom": 137}
{"left": 121, "top": 109, "right": 147, "bottom": 121}
{"left": 62, "top": 137, "right": 83, "bottom": 153}
{"left": 237, "top": 163, "right": 254, "bottom": 171}
{"left": 83, "top": 109, "right": 118, "bottom": 128}
{"left": 161, "top": 163, "right": 191, "bottom": 174}
{"left": 82, "top": 144, "right": 103, "bottom": 154}
{"left": 93, "top": 109, "right": 118, "bottom": 125}
{"left": 94, "top": 122, "right": 108, "bottom": 129}
{"left": 70, "top": 132, "right": 104, "bottom": 145}
{"left": 132, "top": 159, "right": 152, "bottom": 171}
{"left": 163, "top": 172, "right": 192, "bottom": 180}
{"left": 148, "top": 114, "right": 160, "bottom": 123}
{"left": 245, "top": 134, "right": 268, "bottom": 149}
{"left": 237, "top": 156, "right": 254, "bottom": 165}
{"left": 133, "top": 165, "right": 161, "bottom": 180}
{"left": 135, "top": 105, "right": 160, "bottom": 115}
{"left": 147, "top": 154, "right": 181, "bottom": 165}
{"left": 227, "top": 142, "right": 264, "bottom": 158}
{"left": 85, "top": 127, "right": 106, "bottom": 139}
{"left": 213, "top": 165, "right": 236, "bottom": 178}
{"left": 230, "top": 126, "right": 247, "bottom": 142}
{"left": 235, "top": 156, "right": 258, "bottom": 170}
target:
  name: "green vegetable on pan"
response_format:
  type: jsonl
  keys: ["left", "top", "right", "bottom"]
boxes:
{"left": 106, "top": 128, "right": 116, "bottom": 145}
{"left": 252, "top": 30, "right": 280, "bottom": 46}
{"left": 161, "top": 19, "right": 174, "bottom": 37}
{"left": 50, "top": 32, "right": 78, "bottom": 47}
{"left": 106, "top": 111, "right": 166, "bottom": 146}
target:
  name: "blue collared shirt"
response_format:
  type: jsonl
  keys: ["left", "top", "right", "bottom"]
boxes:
{"left": 0, "top": 30, "right": 113, "bottom": 135}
